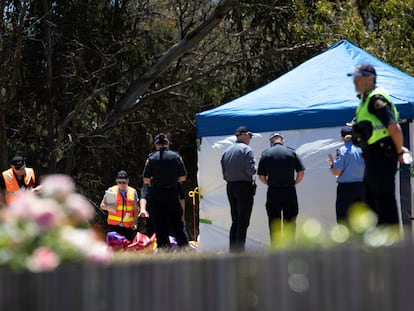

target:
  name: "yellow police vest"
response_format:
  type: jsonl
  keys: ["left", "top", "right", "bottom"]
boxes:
{"left": 355, "top": 87, "right": 399, "bottom": 145}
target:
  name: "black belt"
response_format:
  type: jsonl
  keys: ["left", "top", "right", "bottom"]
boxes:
{"left": 153, "top": 185, "right": 176, "bottom": 189}
{"left": 269, "top": 183, "right": 293, "bottom": 188}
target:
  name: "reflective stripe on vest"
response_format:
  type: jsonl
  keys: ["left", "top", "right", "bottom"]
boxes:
{"left": 2, "top": 168, "right": 35, "bottom": 204}
{"left": 355, "top": 87, "right": 399, "bottom": 145}
{"left": 107, "top": 185, "right": 136, "bottom": 228}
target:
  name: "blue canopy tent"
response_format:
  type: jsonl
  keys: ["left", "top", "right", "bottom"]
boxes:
{"left": 196, "top": 40, "right": 414, "bottom": 137}
{"left": 195, "top": 40, "right": 414, "bottom": 250}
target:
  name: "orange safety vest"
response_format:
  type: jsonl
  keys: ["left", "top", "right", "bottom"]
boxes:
{"left": 2, "top": 168, "right": 36, "bottom": 204}
{"left": 106, "top": 185, "right": 136, "bottom": 228}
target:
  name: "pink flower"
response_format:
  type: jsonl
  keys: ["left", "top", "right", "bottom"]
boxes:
{"left": 31, "top": 198, "right": 65, "bottom": 231}
{"left": 40, "top": 174, "right": 75, "bottom": 202}
{"left": 8, "top": 191, "right": 40, "bottom": 220}
{"left": 85, "top": 243, "right": 112, "bottom": 265}
{"left": 26, "top": 247, "right": 61, "bottom": 272}
{"left": 65, "top": 193, "right": 94, "bottom": 223}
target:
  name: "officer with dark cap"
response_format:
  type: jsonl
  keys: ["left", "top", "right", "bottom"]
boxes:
{"left": 257, "top": 133, "right": 305, "bottom": 246}
{"left": 140, "top": 133, "right": 189, "bottom": 250}
{"left": 221, "top": 126, "right": 256, "bottom": 252}
{"left": 348, "top": 63, "right": 408, "bottom": 225}
{"left": 327, "top": 126, "right": 365, "bottom": 223}
{"left": 0, "top": 155, "right": 38, "bottom": 206}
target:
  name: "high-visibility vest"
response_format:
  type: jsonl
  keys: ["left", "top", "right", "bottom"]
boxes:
{"left": 355, "top": 87, "right": 399, "bottom": 145}
{"left": 107, "top": 185, "right": 136, "bottom": 228}
{"left": 2, "top": 168, "right": 36, "bottom": 204}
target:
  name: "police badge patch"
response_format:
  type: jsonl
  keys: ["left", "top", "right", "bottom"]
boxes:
{"left": 374, "top": 99, "right": 387, "bottom": 109}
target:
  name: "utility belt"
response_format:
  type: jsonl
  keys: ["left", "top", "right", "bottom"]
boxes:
{"left": 363, "top": 137, "right": 397, "bottom": 158}
{"left": 269, "top": 182, "right": 294, "bottom": 188}
{"left": 153, "top": 184, "right": 177, "bottom": 190}
{"left": 227, "top": 180, "right": 252, "bottom": 183}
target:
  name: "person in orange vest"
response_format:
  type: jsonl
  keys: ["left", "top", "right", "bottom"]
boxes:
{"left": 0, "top": 155, "right": 39, "bottom": 206}
{"left": 100, "top": 170, "right": 149, "bottom": 242}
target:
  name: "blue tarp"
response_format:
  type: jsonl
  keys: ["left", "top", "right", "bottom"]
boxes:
{"left": 196, "top": 40, "right": 414, "bottom": 137}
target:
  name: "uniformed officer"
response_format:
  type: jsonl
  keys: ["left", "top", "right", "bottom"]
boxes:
{"left": 257, "top": 133, "right": 305, "bottom": 245}
{"left": 221, "top": 126, "right": 257, "bottom": 252}
{"left": 327, "top": 126, "right": 365, "bottom": 223}
{"left": 348, "top": 63, "right": 407, "bottom": 225}
{"left": 140, "top": 133, "right": 189, "bottom": 250}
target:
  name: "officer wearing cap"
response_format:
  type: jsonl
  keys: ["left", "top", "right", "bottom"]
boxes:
{"left": 257, "top": 133, "right": 305, "bottom": 246}
{"left": 100, "top": 170, "right": 145, "bottom": 242}
{"left": 0, "top": 155, "right": 38, "bottom": 206}
{"left": 140, "top": 133, "right": 189, "bottom": 250}
{"left": 327, "top": 126, "right": 365, "bottom": 223}
{"left": 221, "top": 126, "right": 257, "bottom": 252}
{"left": 348, "top": 63, "right": 407, "bottom": 225}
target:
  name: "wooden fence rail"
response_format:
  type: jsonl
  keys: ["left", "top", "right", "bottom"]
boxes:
{"left": 1, "top": 242, "right": 414, "bottom": 311}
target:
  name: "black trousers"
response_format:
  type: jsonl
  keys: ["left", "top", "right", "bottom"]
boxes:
{"left": 148, "top": 188, "right": 189, "bottom": 248}
{"left": 266, "top": 186, "right": 298, "bottom": 244}
{"left": 335, "top": 182, "right": 364, "bottom": 223}
{"left": 226, "top": 181, "right": 254, "bottom": 252}
{"left": 363, "top": 150, "right": 399, "bottom": 225}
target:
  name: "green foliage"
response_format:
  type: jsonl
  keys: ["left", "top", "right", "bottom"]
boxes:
{"left": 270, "top": 203, "right": 404, "bottom": 251}
{"left": 1, "top": 0, "right": 414, "bottom": 238}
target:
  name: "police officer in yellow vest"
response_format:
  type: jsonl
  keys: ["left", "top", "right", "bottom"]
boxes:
{"left": 100, "top": 170, "right": 149, "bottom": 241}
{"left": 0, "top": 155, "right": 38, "bottom": 206}
{"left": 348, "top": 63, "right": 407, "bottom": 225}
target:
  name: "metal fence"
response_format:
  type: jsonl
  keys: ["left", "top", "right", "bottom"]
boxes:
{"left": 1, "top": 242, "right": 414, "bottom": 311}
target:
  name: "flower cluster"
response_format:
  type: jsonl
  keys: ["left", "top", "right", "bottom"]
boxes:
{"left": 0, "top": 174, "right": 111, "bottom": 272}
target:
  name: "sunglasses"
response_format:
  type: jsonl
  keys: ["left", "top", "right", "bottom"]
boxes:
{"left": 12, "top": 165, "right": 25, "bottom": 170}
{"left": 117, "top": 181, "right": 127, "bottom": 184}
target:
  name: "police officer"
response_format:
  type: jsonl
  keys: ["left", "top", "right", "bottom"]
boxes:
{"left": 257, "top": 133, "right": 305, "bottom": 245}
{"left": 348, "top": 63, "right": 407, "bottom": 225}
{"left": 327, "top": 126, "right": 365, "bottom": 223}
{"left": 140, "top": 133, "right": 189, "bottom": 250}
{"left": 221, "top": 126, "right": 257, "bottom": 252}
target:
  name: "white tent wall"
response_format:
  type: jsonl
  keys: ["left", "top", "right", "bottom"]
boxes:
{"left": 409, "top": 122, "right": 414, "bottom": 230}
{"left": 197, "top": 125, "right": 411, "bottom": 251}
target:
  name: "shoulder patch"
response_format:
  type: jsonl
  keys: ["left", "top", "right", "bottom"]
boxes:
{"left": 373, "top": 98, "right": 387, "bottom": 109}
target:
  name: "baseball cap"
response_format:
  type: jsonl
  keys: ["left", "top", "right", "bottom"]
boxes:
{"left": 235, "top": 126, "right": 252, "bottom": 135}
{"left": 10, "top": 156, "right": 26, "bottom": 169}
{"left": 269, "top": 132, "right": 284, "bottom": 140}
{"left": 347, "top": 63, "right": 376, "bottom": 77}
{"left": 340, "top": 126, "right": 353, "bottom": 137}
{"left": 116, "top": 170, "right": 128, "bottom": 183}
{"left": 154, "top": 133, "right": 169, "bottom": 144}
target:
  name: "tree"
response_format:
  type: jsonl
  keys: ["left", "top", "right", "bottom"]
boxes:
{"left": 2, "top": 0, "right": 413, "bottom": 239}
